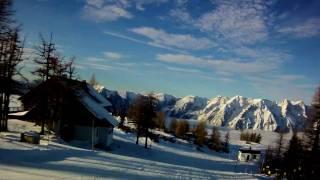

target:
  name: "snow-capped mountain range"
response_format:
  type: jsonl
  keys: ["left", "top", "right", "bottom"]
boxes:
{"left": 96, "top": 86, "right": 309, "bottom": 132}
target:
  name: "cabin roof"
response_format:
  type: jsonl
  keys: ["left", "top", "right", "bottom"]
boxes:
{"left": 85, "top": 84, "right": 112, "bottom": 107}
{"left": 21, "top": 77, "right": 118, "bottom": 127}
{"left": 239, "top": 148, "right": 261, "bottom": 154}
{"left": 78, "top": 93, "right": 118, "bottom": 126}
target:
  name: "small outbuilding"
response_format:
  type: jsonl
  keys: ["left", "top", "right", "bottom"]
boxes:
{"left": 238, "top": 147, "right": 261, "bottom": 162}
{"left": 20, "top": 77, "right": 118, "bottom": 149}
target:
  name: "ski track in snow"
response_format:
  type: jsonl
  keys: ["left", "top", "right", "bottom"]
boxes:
{"left": 0, "top": 120, "right": 271, "bottom": 179}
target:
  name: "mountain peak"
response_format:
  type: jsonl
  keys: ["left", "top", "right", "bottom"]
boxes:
{"left": 97, "top": 86, "right": 308, "bottom": 131}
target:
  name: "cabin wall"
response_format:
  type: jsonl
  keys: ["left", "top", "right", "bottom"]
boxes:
{"left": 97, "top": 127, "right": 113, "bottom": 148}
{"left": 73, "top": 125, "right": 113, "bottom": 148}
{"left": 238, "top": 152, "right": 261, "bottom": 161}
{"left": 73, "top": 125, "right": 99, "bottom": 144}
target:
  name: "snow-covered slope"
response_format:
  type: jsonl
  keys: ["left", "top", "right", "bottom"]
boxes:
{"left": 97, "top": 86, "right": 308, "bottom": 131}
{"left": 1, "top": 119, "right": 263, "bottom": 179}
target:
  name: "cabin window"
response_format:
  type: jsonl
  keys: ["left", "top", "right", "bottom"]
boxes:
{"left": 253, "top": 155, "right": 257, "bottom": 159}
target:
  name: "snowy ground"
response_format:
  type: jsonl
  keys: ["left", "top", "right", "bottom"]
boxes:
{"left": 0, "top": 119, "right": 272, "bottom": 179}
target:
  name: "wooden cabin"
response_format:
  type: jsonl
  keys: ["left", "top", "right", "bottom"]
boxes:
{"left": 238, "top": 147, "right": 261, "bottom": 162}
{"left": 20, "top": 77, "right": 118, "bottom": 149}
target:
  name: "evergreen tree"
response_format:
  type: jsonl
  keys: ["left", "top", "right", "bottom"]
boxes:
{"left": 240, "top": 131, "right": 262, "bottom": 143}
{"left": 154, "top": 111, "right": 165, "bottom": 131}
{"left": 256, "top": 133, "right": 262, "bottom": 144}
{"left": 194, "top": 121, "right": 207, "bottom": 146}
{"left": 273, "top": 131, "right": 285, "bottom": 174}
{"left": 304, "top": 86, "right": 320, "bottom": 178}
{"left": 128, "top": 94, "right": 158, "bottom": 148}
{"left": 261, "top": 146, "right": 274, "bottom": 175}
{"left": 175, "top": 120, "right": 189, "bottom": 138}
{"left": 283, "top": 133, "right": 304, "bottom": 179}
{"left": 0, "top": 0, "right": 24, "bottom": 131}
{"left": 169, "top": 118, "right": 177, "bottom": 133}
{"left": 275, "top": 132, "right": 284, "bottom": 158}
{"left": 223, "top": 131, "right": 230, "bottom": 153}
{"left": 210, "top": 126, "right": 221, "bottom": 151}
{"left": 32, "top": 34, "right": 59, "bottom": 81}
{"left": 89, "top": 73, "right": 98, "bottom": 87}
{"left": 65, "top": 56, "right": 76, "bottom": 79}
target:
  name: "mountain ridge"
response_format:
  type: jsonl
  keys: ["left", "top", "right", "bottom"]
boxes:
{"left": 97, "top": 85, "right": 309, "bottom": 132}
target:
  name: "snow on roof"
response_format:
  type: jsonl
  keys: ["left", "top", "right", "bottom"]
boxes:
{"left": 79, "top": 95, "right": 119, "bottom": 127}
{"left": 9, "top": 111, "right": 29, "bottom": 116}
{"left": 86, "top": 84, "right": 112, "bottom": 107}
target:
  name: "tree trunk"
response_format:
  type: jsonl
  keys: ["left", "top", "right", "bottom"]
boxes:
{"left": 3, "top": 92, "right": 9, "bottom": 131}
{"left": 0, "top": 93, "right": 3, "bottom": 131}
{"left": 145, "top": 128, "right": 148, "bottom": 149}
{"left": 136, "top": 129, "right": 139, "bottom": 145}
{"left": 40, "top": 96, "right": 47, "bottom": 135}
{"left": 40, "top": 120, "right": 45, "bottom": 134}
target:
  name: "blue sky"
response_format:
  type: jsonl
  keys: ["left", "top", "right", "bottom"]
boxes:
{"left": 14, "top": 0, "right": 320, "bottom": 104}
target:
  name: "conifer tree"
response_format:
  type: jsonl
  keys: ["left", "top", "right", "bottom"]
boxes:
{"left": 33, "top": 34, "right": 58, "bottom": 81}
{"left": 194, "top": 121, "right": 207, "bottom": 146}
{"left": 275, "top": 132, "right": 284, "bottom": 158}
{"left": 0, "top": 0, "right": 24, "bottom": 131}
{"left": 261, "top": 146, "right": 274, "bottom": 175}
{"left": 154, "top": 111, "right": 165, "bottom": 131}
{"left": 223, "top": 131, "right": 230, "bottom": 153}
{"left": 169, "top": 118, "right": 177, "bottom": 133}
{"left": 210, "top": 126, "right": 221, "bottom": 151}
{"left": 89, "top": 73, "right": 98, "bottom": 87}
{"left": 65, "top": 56, "right": 76, "bottom": 79}
{"left": 304, "top": 86, "right": 320, "bottom": 178}
{"left": 175, "top": 120, "right": 189, "bottom": 138}
{"left": 283, "top": 133, "right": 304, "bottom": 179}
{"left": 128, "top": 94, "right": 158, "bottom": 148}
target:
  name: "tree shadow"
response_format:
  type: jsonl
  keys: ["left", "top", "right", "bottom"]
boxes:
{"left": 111, "top": 136, "right": 259, "bottom": 175}
{"left": 0, "top": 129, "right": 263, "bottom": 179}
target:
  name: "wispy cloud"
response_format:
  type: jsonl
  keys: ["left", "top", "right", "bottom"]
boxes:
{"left": 129, "top": 27, "right": 215, "bottom": 50}
{"left": 104, "top": 31, "right": 146, "bottom": 44}
{"left": 104, "top": 31, "right": 185, "bottom": 53}
{"left": 135, "top": 0, "right": 169, "bottom": 11}
{"left": 87, "top": 57, "right": 105, "bottom": 62}
{"left": 245, "top": 74, "right": 316, "bottom": 103}
{"left": 166, "top": 66, "right": 199, "bottom": 73}
{"left": 83, "top": 0, "right": 133, "bottom": 22}
{"left": 83, "top": 0, "right": 170, "bottom": 22}
{"left": 103, "top": 51, "right": 123, "bottom": 60}
{"left": 80, "top": 62, "right": 128, "bottom": 71}
{"left": 171, "top": 0, "right": 273, "bottom": 45}
{"left": 165, "top": 66, "right": 234, "bottom": 82}
{"left": 232, "top": 46, "right": 291, "bottom": 65}
{"left": 277, "top": 18, "right": 320, "bottom": 38}
{"left": 156, "top": 53, "right": 286, "bottom": 75}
